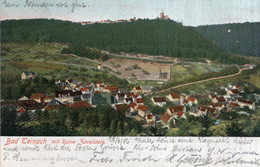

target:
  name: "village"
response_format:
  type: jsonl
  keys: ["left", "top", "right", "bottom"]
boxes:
{"left": 1, "top": 70, "right": 257, "bottom": 132}
{"left": 79, "top": 12, "right": 170, "bottom": 25}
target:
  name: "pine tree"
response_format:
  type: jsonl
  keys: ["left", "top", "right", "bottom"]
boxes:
{"left": 199, "top": 111, "right": 215, "bottom": 136}
{"left": 225, "top": 121, "right": 247, "bottom": 136}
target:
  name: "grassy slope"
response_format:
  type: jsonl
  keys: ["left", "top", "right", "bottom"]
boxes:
{"left": 171, "top": 64, "right": 227, "bottom": 82}
{"left": 1, "top": 43, "right": 132, "bottom": 89}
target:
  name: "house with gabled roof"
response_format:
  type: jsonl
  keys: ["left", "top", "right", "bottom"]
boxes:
{"left": 161, "top": 112, "right": 174, "bottom": 128}
{"left": 136, "top": 105, "right": 148, "bottom": 117}
{"left": 197, "top": 106, "right": 216, "bottom": 115}
{"left": 70, "top": 80, "right": 81, "bottom": 88}
{"left": 129, "top": 102, "right": 138, "bottom": 112}
{"left": 132, "top": 86, "right": 142, "bottom": 93}
{"left": 21, "top": 71, "right": 36, "bottom": 80}
{"left": 167, "top": 105, "right": 186, "bottom": 119}
{"left": 62, "top": 85, "right": 71, "bottom": 90}
{"left": 80, "top": 87, "right": 93, "bottom": 94}
{"left": 136, "top": 98, "right": 144, "bottom": 105}
{"left": 115, "top": 93, "right": 126, "bottom": 104}
{"left": 182, "top": 99, "right": 190, "bottom": 106}
{"left": 44, "top": 95, "right": 55, "bottom": 103}
{"left": 167, "top": 93, "right": 180, "bottom": 102}
{"left": 145, "top": 113, "right": 156, "bottom": 124}
{"left": 17, "top": 106, "right": 27, "bottom": 112}
{"left": 114, "top": 104, "right": 131, "bottom": 117}
{"left": 96, "top": 84, "right": 105, "bottom": 92}
{"left": 209, "top": 94, "right": 217, "bottom": 100}
{"left": 75, "top": 82, "right": 84, "bottom": 90}
{"left": 188, "top": 96, "right": 198, "bottom": 104}
{"left": 96, "top": 81, "right": 104, "bottom": 88}
{"left": 30, "top": 93, "right": 46, "bottom": 103}
{"left": 124, "top": 97, "right": 133, "bottom": 104}
{"left": 85, "top": 81, "right": 95, "bottom": 88}
{"left": 103, "top": 85, "right": 118, "bottom": 95}
{"left": 227, "top": 89, "right": 240, "bottom": 97}
{"left": 55, "top": 90, "right": 82, "bottom": 104}
{"left": 237, "top": 99, "right": 255, "bottom": 110}
{"left": 19, "top": 96, "right": 29, "bottom": 101}
{"left": 212, "top": 96, "right": 226, "bottom": 103}
{"left": 232, "top": 85, "right": 240, "bottom": 90}
{"left": 141, "top": 85, "right": 153, "bottom": 94}
{"left": 227, "top": 102, "right": 240, "bottom": 111}
{"left": 125, "top": 93, "right": 135, "bottom": 98}
{"left": 134, "top": 92, "right": 142, "bottom": 99}
{"left": 1, "top": 100, "right": 38, "bottom": 109}
{"left": 27, "top": 103, "right": 47, "bottom": 113}
{"left": 45, "top": 99, "right": 63, "bottom": 110}
{"left": 71, "top": 101, "right": 91, "bottom": 108}
{"left": 94, "top": 91, "right": 102, "bottom": 94}
{"left": 65, "top": 78, "right": 73, "bottom": 84}
{"left": 210, "top": 102, "right": 224, "bottom": 111}
{"left": 152, "top": 96, "right": 167, "bottom": 107}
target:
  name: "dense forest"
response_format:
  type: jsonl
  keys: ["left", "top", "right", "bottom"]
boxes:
{"left": 196, "top": 22, "right": 260, "bottom": 56}
{"left": 1, "top": 105, "right": 144, "bottom": 136}
{"left": 1, "top": 19, "right": 249, "bottom": 64}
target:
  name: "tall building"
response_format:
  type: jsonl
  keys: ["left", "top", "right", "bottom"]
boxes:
{"left": 160, "top": 12, "right": 165, "bottom": 19}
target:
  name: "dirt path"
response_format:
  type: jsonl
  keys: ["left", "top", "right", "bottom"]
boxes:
{"left": 156, "top": 67, "right": 251, "bottom": 94}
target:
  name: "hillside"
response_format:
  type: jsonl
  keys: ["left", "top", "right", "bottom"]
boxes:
{"left": 1, "top": 19, "right": 249, "bottom": 64}
{"left": 196, "top": 22, "right": 260, "bottom": 56}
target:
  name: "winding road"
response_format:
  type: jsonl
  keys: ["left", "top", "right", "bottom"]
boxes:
{"left": 156, "top": 66, "right": 252, "bottom": 94}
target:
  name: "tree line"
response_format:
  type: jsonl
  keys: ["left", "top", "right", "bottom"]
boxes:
{"left": 1, "top": 19, "right": 249, "bottom": 64}
{"left": 1, "top": 105, "right": 143, "bottom": 136}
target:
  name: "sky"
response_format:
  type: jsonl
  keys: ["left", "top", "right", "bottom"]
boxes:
{"left": 1, "top": 0, "right": 259, "bottom": 26}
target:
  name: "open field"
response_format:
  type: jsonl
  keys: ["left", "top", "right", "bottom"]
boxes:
{"left": 171, "top": 64, "right": 228, "bottom": 82}
{"left": 249, "top": 72, "right": 260, "bottom": 88}
{"left": 102, "top": 58, "right": 171, "bottom": 82}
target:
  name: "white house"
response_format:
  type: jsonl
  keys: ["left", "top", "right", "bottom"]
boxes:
{"left": 129, "top": 102, "right": 138, "bottom": 112}
{"left": 136, "top": 105, "right": 148, "bottom": 117}
{"left": 227, "top": 89, "right": 240, "bottom": 96}
{"left": 237, "top": 99, "right": 255, "bottom": 110}
{"left": 151, "top": 97, "right": 167, "bottom": 107}
{"left": 167, "top": 105, "right": 186, "bottom": 119}
{"left": 161, "top": 112, "right": 174, "bottom": 128}
{"left": 167, "top": 93, "right": 180, "bottom": 102}
{"left": 145, "top": 113, "right": 156, "bottom": 124}
{"left": 187, "top": 97, "right": 198, "bottom": 104}
{"left": 212, "top": 96, "right": 226, "bottom": 103}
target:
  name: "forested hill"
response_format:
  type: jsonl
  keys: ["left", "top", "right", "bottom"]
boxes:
{"left": 196, "top": 22, "right": 260, "bottom": 56}
{"left": 1, "top": 19, "right": 249, "bottom": 64}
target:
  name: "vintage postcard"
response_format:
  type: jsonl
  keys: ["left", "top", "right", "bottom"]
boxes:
{"left": 1, "top": 0, "right": 259, "bottom": 166}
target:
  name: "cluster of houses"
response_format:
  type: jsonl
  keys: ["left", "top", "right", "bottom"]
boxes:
{"left": 2, "top": 73, "right": 257, "bottom": 130}
{"left": 1, "top": 78, "right": 120, "bottom": 117}
{"left": 79, "top": 17, "right": 143, "bottom": 25}
{"left": 154, "top": 84, "right": 256, "bottom": 128}
{"left": 1, "top": 76, "right": 157, "bottom": 125}
{"left": 79, "top": 12, "right": 170, "bottom": 25}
